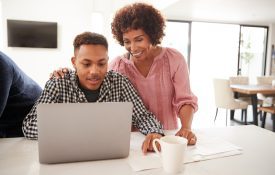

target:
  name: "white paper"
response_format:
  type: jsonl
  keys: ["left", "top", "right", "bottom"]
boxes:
{"left": 127, "top": 134, "right": 243, "bottom": 172}
{"left": 128, "top": 151, "right": 161, "bottom": 171}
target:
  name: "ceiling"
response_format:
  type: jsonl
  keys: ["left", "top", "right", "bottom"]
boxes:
{"left": 111, "top": 0, "right": 275, "bottom": 25}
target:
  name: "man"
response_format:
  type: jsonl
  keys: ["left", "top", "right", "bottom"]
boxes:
{"left": 23, "top": 32, "right": 163, "bottom": 153}
{"left": 0, "top": 52, "right": 42, "bottom": 137}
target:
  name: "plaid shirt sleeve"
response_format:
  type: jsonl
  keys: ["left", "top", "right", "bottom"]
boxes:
{"left": 121, "top": 77, "right": 164, "bottom": 135}
{"left": 22, "top": 79, "right": 59, "bottom": 140}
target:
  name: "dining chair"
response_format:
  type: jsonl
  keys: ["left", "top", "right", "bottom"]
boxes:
{"left": 213, "top": 78, "right": 248, "bottom": 126}
{"left": 229, "top": 76, "right": 249, "bottom": 85}
{"left": 256, "top": 76, "right": 275, "bottom": 106}
{"left": 229, "top": 76, "right": 263, "bottom": 122}
{"left": 229, "top": 76, "right": 250, "bottom": 101}
{"left": 258, "top": 106, "right": 275, "bottom": 132}
{"left": 256, "top": 76, "right": 275, "bottom": 85}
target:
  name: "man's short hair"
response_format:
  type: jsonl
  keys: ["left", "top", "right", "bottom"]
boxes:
{"left": 73, "top": 32, "right": 108, "bottom": 52}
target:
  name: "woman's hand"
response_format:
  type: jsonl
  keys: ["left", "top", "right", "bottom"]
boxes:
{"left": 175, "top": 127, "right": 197, "bottom": 145}
{"left": 49, "top": 67, "right": 70, "bottom": 79}
{"left": 141, "top": 133, "right": 162, "bottom": 154}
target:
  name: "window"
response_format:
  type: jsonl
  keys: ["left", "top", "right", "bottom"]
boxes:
{"left": 238, "top": 26, "right": 268, "bottom": 84}
{"left": 190, "top": 22, "right": 240, "bottom": 127}
{"left": 162, "top": 20, "right": 190, "bottom": 65}
{"left": 163, "top": 21, "right": 268, "bottom": 127}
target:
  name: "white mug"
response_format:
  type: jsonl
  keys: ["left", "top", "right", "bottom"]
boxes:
{"left": 152, "top": 135, "right": 188, "bottom": 174}
{"left": 272, "top": 80, "right": 275, "bottom": 86}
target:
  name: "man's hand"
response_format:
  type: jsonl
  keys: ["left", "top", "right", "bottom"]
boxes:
{"left": 175, "top": 128, "right": 197, "bottom": 145}
{"left": 141, "top": 133, "right": 162, "bottom": 154}
{"left": 49, "top": 67, "right": 70, "bottom": 79}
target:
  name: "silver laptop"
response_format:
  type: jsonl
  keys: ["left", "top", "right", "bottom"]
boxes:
{"left": 37, "top": 102, "right": 133, "bottom": 164}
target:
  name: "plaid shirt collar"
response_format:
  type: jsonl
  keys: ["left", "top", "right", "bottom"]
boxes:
{"left": 69, "top": 71, "right": 111, "bottom": 102}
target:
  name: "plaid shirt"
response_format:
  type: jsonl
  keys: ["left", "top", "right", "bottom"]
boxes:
{"left": 22, "top": 70, "right": 164, "bottom": 139}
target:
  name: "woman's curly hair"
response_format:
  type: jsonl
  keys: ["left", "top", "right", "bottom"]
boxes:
{"left": 111, "top": 2, "right": 166, "bottom": 46}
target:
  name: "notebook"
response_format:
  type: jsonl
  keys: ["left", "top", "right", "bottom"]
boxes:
{"left": 37, "top": 102, "right": 133, "bottom": 164}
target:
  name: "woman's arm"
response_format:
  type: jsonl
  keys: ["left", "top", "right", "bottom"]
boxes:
{"left": 168, "top": 49, "right": 198, "bottom": 145}
{"left": 176, "top": 105, "right": 197, "bottom": 145}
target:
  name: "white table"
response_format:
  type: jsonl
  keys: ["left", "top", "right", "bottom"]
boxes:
{"left": 1, "top": 125, "right": 275, "bottom": 175}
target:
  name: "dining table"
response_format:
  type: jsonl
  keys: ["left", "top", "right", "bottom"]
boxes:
{"left": 230, "top": 84, "right": 275, "bottom": 125}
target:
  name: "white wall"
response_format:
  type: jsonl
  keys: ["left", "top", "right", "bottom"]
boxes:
{"left": 1, "top": 0, "right": 275, "bottom": 87}
{"left": 1, "top": 0, "right": 111, "bottom": 87}
{"left": 1, "top": 0, "right": 85, "bottom": 86}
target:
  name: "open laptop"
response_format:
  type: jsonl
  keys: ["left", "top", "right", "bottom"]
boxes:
{"left": 37, "top": 102, "right": 133, "bottom": 164}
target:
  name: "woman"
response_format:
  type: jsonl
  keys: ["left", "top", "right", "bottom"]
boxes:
{"left": 110, "top": 3, "right": 198, "bottom": 145}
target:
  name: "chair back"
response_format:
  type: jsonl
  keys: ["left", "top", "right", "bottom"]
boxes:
{"left": 256, "top": 76, "right": 275, "bottom": 104}
{"left": 257, "top": 76, "right": 275, "bottom": 85}
{"left": 213, "top": 79, "right": 236, "bottom": 108}
{"left": 229, "top": 76, "right": 249, "bottom": 98}
{"left": 229, "top": 76, "right": 249, "bottom": 85}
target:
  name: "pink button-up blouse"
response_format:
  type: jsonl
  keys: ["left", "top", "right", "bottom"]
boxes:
{"left": 109, "top": 47, "right": 198, "bottom": 130}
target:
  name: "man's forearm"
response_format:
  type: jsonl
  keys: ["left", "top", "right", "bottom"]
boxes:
{"left": 133, "top": 110, "right": 164, "bottom": 136}
{"left": 22, "top": 110, "right": 38, "bottom": 139}
{"left": 144, "top": 114, "right": 164, "bottom": 135}
{"left": 23, "top": 80, "right": 58, "bottom": 139}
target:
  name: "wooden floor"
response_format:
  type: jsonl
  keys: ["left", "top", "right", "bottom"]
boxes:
{"left": 204, "top": 108, "right": 274, "bottom": 132}
{"left": 228, "top": 112, "right": 274, "bottom": 132}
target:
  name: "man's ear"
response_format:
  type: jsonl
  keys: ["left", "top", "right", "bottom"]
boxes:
{"left": 71, "top": 57, "right": 76, "bottom": 69}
